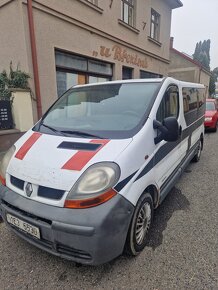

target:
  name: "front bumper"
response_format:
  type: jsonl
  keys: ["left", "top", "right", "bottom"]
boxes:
{"left": 0, "top": 185, "right": 134, "bottom": 265}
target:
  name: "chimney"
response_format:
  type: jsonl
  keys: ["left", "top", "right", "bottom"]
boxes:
{"left": 170, "top": 37, "right": 174, "bottom": 48}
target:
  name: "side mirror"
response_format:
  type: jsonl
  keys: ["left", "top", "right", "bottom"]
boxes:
{"left": 153, "top": 117, "right": 179, "bottom": 145}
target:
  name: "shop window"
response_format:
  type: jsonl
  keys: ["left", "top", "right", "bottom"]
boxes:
{"left": 140, "top": 70, "right": 162, "bottom": 79}
{"left": 89, "top": 76, "right": 110, "bottom": 83}
{"left": 55, "top": 50, "right": 113, "bottom": 97}
{"left": 121, "top": 0, "right": 135, "bottom": 27}
{"left": 156, "top": 85, "right": 179, "bottom": 122}
{"left": 88, "top": 59, "right": 113, "bottom": 75}
{"left": 56, "top": 72, "right": 86, "bottom": 97}
{"left": 150, "top": 9, "right": 160, "bottom": 41}
{"left": 122, "top": 66, "right": 133, "bottom": 80}
{"left": 56, "top": 51, "right": 87, "bottom": 71}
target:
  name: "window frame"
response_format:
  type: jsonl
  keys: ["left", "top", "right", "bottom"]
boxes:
{"left": 87, "top": 0, "right": 98, "bottom": 5}
{"left": 156, "top": 85, "right": 180, "bottom": 123}
{"left": 150, "top": 8, "right": 160, "bottom": 42}
{"left": 55, "top": 50, "right": 113, "bottom": 97}
{"left": 78, "top": 0, "right": 103, "bottom": 13}
{"left": 122, "top": 66, "right": 133, "bottom": 80}
{"left": 182, "top": 87, "right": 206, "bottom": 125}
{"left": 121, "top": 0, "right": 135, "bottom": 27}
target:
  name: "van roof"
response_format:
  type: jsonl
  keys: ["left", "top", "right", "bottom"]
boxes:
{"left": 73, "top": 77, "right": 205, "bottom": 89}
{"left": 74, "top": 78, "right": 164, "bottom": 88}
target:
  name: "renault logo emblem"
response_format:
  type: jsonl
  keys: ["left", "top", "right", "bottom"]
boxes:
{"left": 25, "top": 183, "right": 33, "bottom": 197}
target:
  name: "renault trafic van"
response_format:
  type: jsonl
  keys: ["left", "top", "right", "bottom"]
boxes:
{"left": 0, "top": 78, "right": 205, "bottom": 265}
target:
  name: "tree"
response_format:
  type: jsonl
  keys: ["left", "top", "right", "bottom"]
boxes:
{"left": 193, "top": 40, "right": 211, "bottom": 70}
{"left": 209, "top": 71, "right": 216, "bottom": 97}
{"left": 213, "top": 67, "right": 218, "bottom": 80}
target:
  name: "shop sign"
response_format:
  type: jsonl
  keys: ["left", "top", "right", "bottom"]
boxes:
{"left": 92, "top": 45, "right": 148, "bottom": 69}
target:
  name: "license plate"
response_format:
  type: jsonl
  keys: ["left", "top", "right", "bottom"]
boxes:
{"left": 6, "top": 214, "right": 40, "bottom": 239}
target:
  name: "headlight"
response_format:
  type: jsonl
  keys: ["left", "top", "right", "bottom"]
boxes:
{"left": 205, "top": 117, "right": 212, "bottom": 121}
{"left": 0, "top": 145, "right": 16, "bottom": 183}
{"left": 64, "top": 162, "right": 120, "bottom": 209}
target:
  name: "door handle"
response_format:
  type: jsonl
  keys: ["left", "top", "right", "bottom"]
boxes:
{"left": 179, "top": 125, "right": 182, "bottom": 136}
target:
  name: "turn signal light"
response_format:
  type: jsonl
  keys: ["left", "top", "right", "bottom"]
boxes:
{"left": 0, "top": 175, "right": 6, "bottom": 186}
{"left": 64, "top": 189, "right": 117, "bottom": 209}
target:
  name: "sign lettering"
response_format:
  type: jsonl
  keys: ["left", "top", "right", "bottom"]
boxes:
{"left": 92, "top": 45, "right": 148, "bottom": 69}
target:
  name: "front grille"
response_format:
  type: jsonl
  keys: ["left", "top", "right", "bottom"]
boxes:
{"left": 10, "top": 176, "right": 24, "bottom": 190}
{"left": 2, "top": 200, "right": 52, "bottom": 225}
{"left": 38, "top": 186, "right": 65, "bottom": 200}
{"left": 57, "top": 244, "right": 92, "bottom": 261}
{"left": 10, "top": 175, "right": 65, "bottom": 200}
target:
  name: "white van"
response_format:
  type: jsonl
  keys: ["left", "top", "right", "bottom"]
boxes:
{"left": 0, "top": 78, "right": 205, "bottom": 265}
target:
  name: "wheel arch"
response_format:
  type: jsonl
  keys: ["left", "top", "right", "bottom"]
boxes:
{"left": 143, "top": 184, "right": 159, "bottom": 209}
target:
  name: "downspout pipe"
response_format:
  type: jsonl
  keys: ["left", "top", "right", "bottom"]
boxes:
{"left": 27, "top": 0, "right": 42, "bottom": 119}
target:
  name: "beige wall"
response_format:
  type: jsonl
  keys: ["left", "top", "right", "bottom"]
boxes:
{"left": 169, "top": 50, "right": 210, "bottom": 97}
{"left": 168, "top": 70, "right": 196, "bottom": 83}
{"left": 34, "top": 0, "right": 172, "bottom": 62}
{"left": 21, "top": 0, "right": 173, "bottom": 115}
{"left": 0, "top": 0, "right": 180, "bottom": 121}
{"left": 0, "top": 0, "right": 38, "bottom": 121}
{"left": 199, "top": 70, "right": 210, "bottom": 97}
{"left": 0, "top": 0, "right": 29, "bottom": 72}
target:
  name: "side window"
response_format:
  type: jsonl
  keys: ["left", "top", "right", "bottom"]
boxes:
{"left": 156, "top": 85, "right": 179, "bottom": 122}
{"left": 198, "top": 89, "right": 205, "bottom": 108}
{"left": 197, "top": 88, "right": 206, "bottom": 118}
{"left": 182, "top": 88, "right": 198, "bottom": 114}
{"left": 182, "top": 87, "right": 205, "bottom": 125}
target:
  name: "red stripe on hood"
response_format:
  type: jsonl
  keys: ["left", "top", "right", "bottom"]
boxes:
{"left": 62, "top": 139, "right": 110, "bottom": 171}
{"left": 15, "top": 132, "right": 42, "bottom": 160}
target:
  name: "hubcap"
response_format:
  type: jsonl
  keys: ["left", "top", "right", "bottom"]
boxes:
{"left": 135, "top": 202, "right": 151, "bottom": 245}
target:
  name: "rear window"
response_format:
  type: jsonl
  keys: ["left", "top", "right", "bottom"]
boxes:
{"left": 206, "top": 101, "right": 216, "bottom": 111}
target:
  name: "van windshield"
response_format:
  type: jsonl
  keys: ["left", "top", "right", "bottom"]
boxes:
{"left": 37, "top": 82, "right": 160, "bottom": 139}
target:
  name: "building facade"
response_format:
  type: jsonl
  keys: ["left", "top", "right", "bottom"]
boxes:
{"left": 169, "top": 38, "right": 211, "bottom": 97}
{"left": 0, "top": 0, "right": 182, "bottom": 121}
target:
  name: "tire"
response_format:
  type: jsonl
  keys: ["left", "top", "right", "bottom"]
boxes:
{"left": 192, "top": 140, "right": 202, "bottom": 162}
{"left": 213, "top": 122, "right": 217, "bottom": 132}
{"left": 124, "top": 193, "right": 153, "bottom": 256}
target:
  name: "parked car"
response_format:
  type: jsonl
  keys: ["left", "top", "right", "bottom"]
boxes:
{"left": 204, "top": 99, "right": 218, "bottom": 132}
{"left": 0, "top": 78, "right": 205, "bottom": 265}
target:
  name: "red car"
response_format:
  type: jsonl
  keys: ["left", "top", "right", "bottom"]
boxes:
{"left": 204, "top": 99, "right": 218, "bottom": 132}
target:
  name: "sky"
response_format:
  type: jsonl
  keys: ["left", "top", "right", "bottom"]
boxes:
{"left": 171, "top": 0, "right": 218, "bottom": 70}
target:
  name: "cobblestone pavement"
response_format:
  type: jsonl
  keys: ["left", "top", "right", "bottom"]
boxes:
{"left": 0, "top": 132, "right": 218, "bottom": 290}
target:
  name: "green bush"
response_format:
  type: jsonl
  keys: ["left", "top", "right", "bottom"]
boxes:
{"left": 0, "top": 62, "right": 30, "bottom": 101}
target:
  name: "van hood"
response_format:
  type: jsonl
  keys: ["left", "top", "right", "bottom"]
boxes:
{"left": 7, "top": 131, "right": 132, "bottom": 193}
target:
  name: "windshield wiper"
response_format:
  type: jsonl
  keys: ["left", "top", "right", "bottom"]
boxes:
{"left": 60, "top": 130, "right": 104, "bottom": 139}
{"left": 40, "top": 124, "right": 104, "bottom": 139}
{"left": 41, "top": 123, "right": 68, "bottom": 136}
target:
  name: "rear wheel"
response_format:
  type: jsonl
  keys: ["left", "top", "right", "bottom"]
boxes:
{"left": 125, "top": 193, "right": 153, "bottom": 256}
{"left": 192, "top": 140, "right": 202, "bottom": 162}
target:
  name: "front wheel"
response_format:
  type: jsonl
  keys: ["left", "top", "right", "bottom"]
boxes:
{"left": 124, "top": 193, "right": 153, "bottom": 256}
